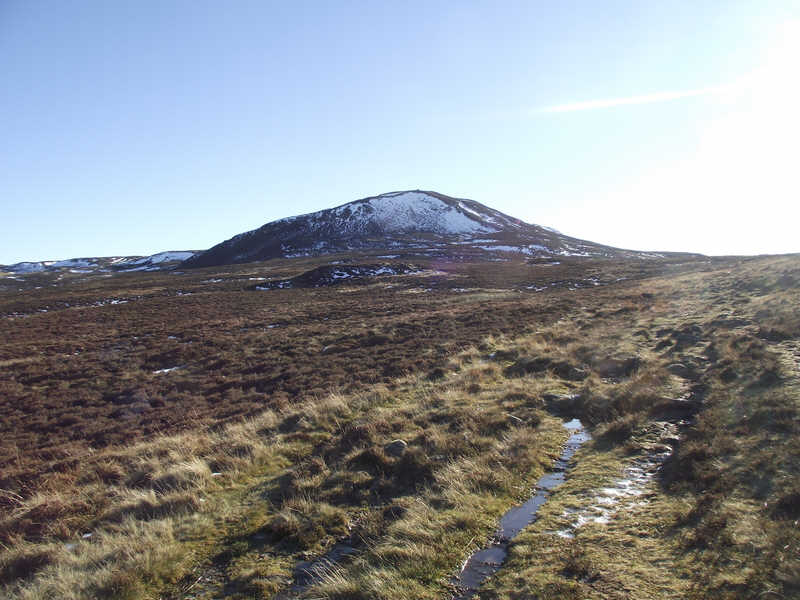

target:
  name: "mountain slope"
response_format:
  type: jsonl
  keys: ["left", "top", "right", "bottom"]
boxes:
{"left": 184, "top": 190, "right": 668, "bottom": 268}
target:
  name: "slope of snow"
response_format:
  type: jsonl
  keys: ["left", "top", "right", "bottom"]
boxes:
{"left": 349, "top": 191, "right": 496, "bottom": 234}
{"left": 142, "top": 251, "right": 196, "bottom": 264}
{"left": 266, "top": 191, "right": 501, "bottom": 238}
{"left": 121, "top": 251, "right": 196, "bottom": 266}
{"left": 456, "top": 201, "right": 484, "bottom": 221}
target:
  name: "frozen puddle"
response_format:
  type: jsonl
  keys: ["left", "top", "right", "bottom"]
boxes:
{"left": 452, "top": 419, "right": 591, "bottom": 599}
{"left": 553, "top": 422, "right": 677, "bottom": 538}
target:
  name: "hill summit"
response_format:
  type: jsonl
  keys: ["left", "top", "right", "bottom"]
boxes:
{"left": 184, "top": 190, "right": 663, "bottom": 268}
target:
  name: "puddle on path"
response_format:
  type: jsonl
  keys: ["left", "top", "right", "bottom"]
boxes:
{"left": 452, "top": 419, "right": 591, "bottom": 599}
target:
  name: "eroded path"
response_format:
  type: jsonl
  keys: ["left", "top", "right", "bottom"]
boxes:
{"left": 452, "top": 419, "right": 591, "bottom": 599}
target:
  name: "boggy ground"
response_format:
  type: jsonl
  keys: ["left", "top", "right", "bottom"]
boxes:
{"left": 1, "top": 253, "right": 798, "bottom": 599}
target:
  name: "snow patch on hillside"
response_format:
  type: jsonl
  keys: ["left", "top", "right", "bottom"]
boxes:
{"left": 5, "top": 262, "right": 48, "bottom": 273}
{"left": 2, "top": 251, "right": 196, "bottom": 277}
{"left": 52, "top": 258, "right": 99, "bottom": 268}
{"left": 120, "top": 251, "right": 196, "bottom": 267}
{"left": 140, "top": 251, "right": 196, "bottom": 264}
{"left": 268, "top": 191, "right": 502, "bottom": 238}
{"left": 352, "top": 192, "right": 496, "bottom": 234}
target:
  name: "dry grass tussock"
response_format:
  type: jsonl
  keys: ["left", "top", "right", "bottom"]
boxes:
{"left": 1, "top": 405, "right": 289, "bottom": 598}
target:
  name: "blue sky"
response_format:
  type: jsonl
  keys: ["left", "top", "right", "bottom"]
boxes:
{"left": 1, "top": 1, "right": 798, "bottom": 263}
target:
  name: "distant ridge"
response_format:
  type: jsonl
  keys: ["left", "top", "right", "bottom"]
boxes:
{"left": 1, "top": 251, "right": 197, "bottom": 275}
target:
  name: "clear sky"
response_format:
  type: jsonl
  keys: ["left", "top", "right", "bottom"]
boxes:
{"left": 1, "top": 1, "right": 798, "bottom": 263}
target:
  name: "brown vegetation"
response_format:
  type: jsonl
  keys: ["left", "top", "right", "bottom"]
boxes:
{"left": 0, "top": 255, "right": 714, "bottom": 498}
{"left": 1, "top": 252, "right": 798, "bottom": 599}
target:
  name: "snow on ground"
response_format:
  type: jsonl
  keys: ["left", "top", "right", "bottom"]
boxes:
{"left": 456, "top": 201, "right": 486, "bottom": 221}
{"left": 52, "top": 258, "right": 98, "bottom": 268}
{"left": 527, "top": 244, "right": 550, "bottom": 253}
{"left": 256, "top": 264, "right": 417, "bottom": 290}
{"left": 143, "top": 251, "right": 195, "bottom": 263}
{"left": 474, "top": 244, "right": 557, "bottom": 255}
{"left": 152, "top": 365, "right": 184, "bottom": 374}
{"left": 371, "top": 266, "right": 400, "bottom": 275}
{"left": 556, "top": 246, "right": 592, "bottom": 257}
{"left": 268, "top": 191, "right": 500, "bottom": 237}
{"left": 454, "top": 239, "right": 497, "bottom": 245}
{"left": 476, "top": 245, "right": 526, "bottom": 253}
{"left": 358, "top": 192, "right": 497, "bottom": 234}
{"left": 123, "top": 265, "right": 161, "bottom": 272}
{"left": 256, "top": 281, "right": 292, "bottom": 290}
{"left": 121, "top": 251, "right": 196, "bottom": 266}
{"left": 4, "top": 251, "right": 195, "bottom": 276}
{"left": 292, "top": 191, "right": 498, "bottom": 235}
{"left": 552, "top": 423, "right": 677, "bottom": 538}
{"left": 4, "top": 262, "right": 47, "bottom": 273}
{"left": 541, "top": 225, "right": 562, "bottom": 234}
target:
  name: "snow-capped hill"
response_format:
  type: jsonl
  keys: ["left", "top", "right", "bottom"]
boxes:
{"left": 184, "top": 190, "right": 693, "bottom": 268}
{"left": 185, "top": 190, "right": 548, "bottom": 268}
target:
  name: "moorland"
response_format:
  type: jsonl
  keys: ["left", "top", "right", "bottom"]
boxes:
{"left": 1, "top": 252, "right": 798, "bottom": 599}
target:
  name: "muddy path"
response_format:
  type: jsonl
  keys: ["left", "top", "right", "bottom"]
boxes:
{"left": 451, "top": 419, "right": 591, "bottom": 599}
{"left": 450, "top": 417, "right": 686, "bottom": 599}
